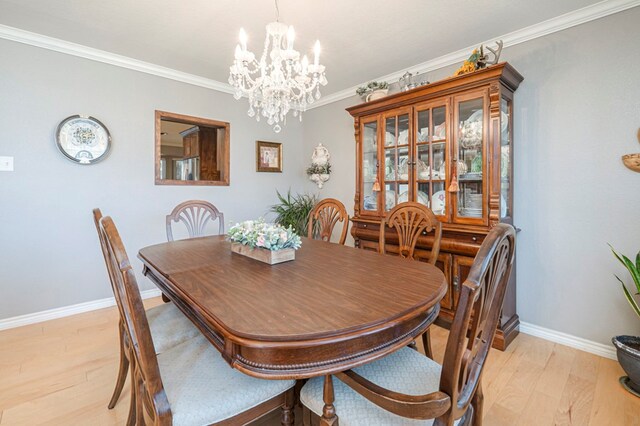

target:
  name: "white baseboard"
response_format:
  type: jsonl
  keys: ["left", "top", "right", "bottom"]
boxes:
{"left": 0, "top": 292, "right": 619, "bottom": 361}
{"left": 0, "top": 288, "right": 162, "bottom": 331}
{"left": 520, "top": 321, "right": 617, "bottom": 360}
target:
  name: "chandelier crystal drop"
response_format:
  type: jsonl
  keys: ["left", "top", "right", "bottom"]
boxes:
{"left": 228, "top": 3, "right": 327, "bottom": 133}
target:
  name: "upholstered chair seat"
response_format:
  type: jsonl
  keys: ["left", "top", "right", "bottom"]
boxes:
{"left": 158, "top": 335, "right": 296, "bottom": 426}
{"left": 300, "top": 347, "right": 459, "bottom": 426}
{"left": 146, "top": 302, "right": 201, "bottom": 354}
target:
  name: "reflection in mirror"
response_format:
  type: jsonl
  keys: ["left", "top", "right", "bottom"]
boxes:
{"left": 155, "top": 111, "right": 230, "bottom": 185}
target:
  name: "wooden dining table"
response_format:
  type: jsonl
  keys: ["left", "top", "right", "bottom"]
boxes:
{"left": 138, "top": 236, "right": 446, "bottom": 380}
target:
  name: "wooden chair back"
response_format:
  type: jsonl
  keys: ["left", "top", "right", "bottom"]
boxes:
{"left": 379, "top": 202, "right": 442, "bottom": 265}
{"left": 438, "top": 223, "right": 516, "bottom": 424}
{"left": 307, "top": 198, "right": 349, "bottom": 245}
{"left": 334, "top": 223, "right": 515, "bottom": 425}
{"left": 93, "top": 209, "right": 127, "bottom": 321}
{"left": 166, "top": 200, "right": 224, "bottom": 242}
{"left": 99, "top": 215, "right": 171, "bottom": 424}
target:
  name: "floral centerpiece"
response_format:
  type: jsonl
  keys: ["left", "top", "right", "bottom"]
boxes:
{"left": 227, "top": 219, "right": 301, "bottom": 264}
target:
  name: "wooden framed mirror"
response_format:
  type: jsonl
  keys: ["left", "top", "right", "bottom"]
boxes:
{"left": 155, "top": 110, "right": 230, "bottom": 185}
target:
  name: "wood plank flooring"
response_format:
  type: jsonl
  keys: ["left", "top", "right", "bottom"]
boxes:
{"left": 0, "top": 298, "right": 638, "bottom": 425}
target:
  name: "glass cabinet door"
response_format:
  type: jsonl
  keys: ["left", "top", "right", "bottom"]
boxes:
{"left": 415, "top": 103, "right": 448, "bottom": 217}
{"left": 454, "top": 94, "right": 486, "bottom": 222}
{"left": 383, "top": 111, "right": 410, "bottom": 212}
{"left": 500, "top": 97, "right": 512, "bottom": 220}
{"left": 361, "top": 118, "right": 379, "bottom": 213}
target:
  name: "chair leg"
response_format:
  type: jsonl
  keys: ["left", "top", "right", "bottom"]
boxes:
{"left": 126, "top": 359, "right": 137, "bottom": 426}
{"left": 320, "top": 376, "right": 339, "bottom": 426}
{"left": 161, "top": 293, "right": 171, "bottom": 303}
{"left": 422, "top": 330, "right": 434, "bottom": 359}
{"left": 281, "top": 388, "right": 295, "bottom": 426}
{"left": 472, "top": 380, "right": 484, "bottom": 426}
{"left": 108, "top": 321, "right": 129, "bottom": 409}
{"left": 135, "top": 368, "right": 145, "bottom": 426}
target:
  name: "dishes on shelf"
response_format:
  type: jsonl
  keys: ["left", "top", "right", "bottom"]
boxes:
{"left": 385, "top": 132, "right": 395, "bottom": 146}
{"left": 457, "top": 160, "right": 468, "bottom": 175}
{"left": 418, "top": 166, "right": 431, "bottom": 180}
{"left": 459, "top": 110, "right": 483, "bottom": 149}
{"left": 398, "top": 157, "right": 409, "bottom": 180}
{"left": 463, "top": 193, "right": 482, "bottom": 217}
{"left": 397, "top": 129, "right": 409, "bottom": 145}
{"left": 416, "top": 159, "right": 429, "bottom": 179}
{"left": 466, "top": 193, "right": 482, "bottom": 205}
{"left": 431, "top": 190, "right": 446, "bottom": 215}
{"left": 418, "top": 127, "right": 429, "bottom": 142}
{"left": 385, "top": 190, "right": 395, "bottom": 210}
{"left": 398, "top": 190, "right": 429, "bottom": 206}
{"left": 363, "top": 195, "right": 377, "bottom": 210}
{"left": 501, "top": 148, "right": 509, "bottom": 178}
{"left": 434, "top": 122, "right": 446, "bottom": 139}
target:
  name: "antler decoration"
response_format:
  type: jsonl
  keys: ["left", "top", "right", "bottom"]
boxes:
{"left": 621, "top": 128, "right": 640, "bottom": 173}
{"left": 485, "top": 40, "right": 503, "bottom": 65}
{"left": 455, "top": 40, "right": 504, "bottom": 76}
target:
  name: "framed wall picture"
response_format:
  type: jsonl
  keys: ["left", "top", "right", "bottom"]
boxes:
{"left": 256, "top": 141, "right": 282, "bottom": 172}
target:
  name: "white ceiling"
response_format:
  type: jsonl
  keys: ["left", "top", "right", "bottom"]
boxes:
{"left": 0, "top": 0, "right": 605, "bottom": 94}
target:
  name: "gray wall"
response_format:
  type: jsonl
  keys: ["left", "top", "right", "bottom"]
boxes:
{"left": 0, "top": 39, "right": 304, "bottom": 319}
{"left": 302, "top": 8, "right": 640, "bottom": 345}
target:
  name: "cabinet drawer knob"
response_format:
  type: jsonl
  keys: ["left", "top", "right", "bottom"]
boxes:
{"left": 472, "top": 236, "right": 478, "bottom": 242}
{"left": 363, "top": 224, "right": 367, "bottom": 228}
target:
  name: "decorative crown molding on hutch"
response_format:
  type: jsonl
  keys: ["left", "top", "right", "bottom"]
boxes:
{"left": 0, "top": 0, "right": 637, "bottom": 103}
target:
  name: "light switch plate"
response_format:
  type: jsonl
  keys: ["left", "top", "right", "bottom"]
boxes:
{"left": 0, "top": 156, "right": 14, "bottom": 171}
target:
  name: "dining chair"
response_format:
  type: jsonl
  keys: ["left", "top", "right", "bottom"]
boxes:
{"left": 93, "top": 209, "right": 201, "bottom": 424}
{"left": 300, "top": 223, "right": 516, "bottom": 426}
{"left": 166, "top": 200, "right": 224, "bottom": 242}
{"left": 379, "top": 201, "right": 443, "bottom": 358}
{"left": 99, "top": 214, "right": 296, "bottom": 426}
{"left": 307, "top": 198, "right": 349, "bottom": 245}
{"left": 379, "top": 201, "right": 442, "bottom": 264}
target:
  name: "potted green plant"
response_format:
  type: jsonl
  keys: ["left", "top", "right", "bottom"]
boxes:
{"left": 270, "top": 190, "right": 317, "bottom": 236}
{"left": 356, "top": 81, "right": 389, "bottom": 102}
{"left": 610, "top": 245, "right": 640, "bottom": 397}
{"left": 307, "top": 163, "right": 331, "bottom": 189}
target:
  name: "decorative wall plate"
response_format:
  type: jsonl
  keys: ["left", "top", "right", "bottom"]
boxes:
{"left": 56, "top": 115, "right": 111, "bottom": 164}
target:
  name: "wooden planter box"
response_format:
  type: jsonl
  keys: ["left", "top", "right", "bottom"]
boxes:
{"left": 230, "top": 242, "right": 295, "bottom": 265}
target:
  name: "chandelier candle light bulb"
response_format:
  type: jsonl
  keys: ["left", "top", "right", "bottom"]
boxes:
{"left": 229, "top": 2, "right": 327, "bottom": 133}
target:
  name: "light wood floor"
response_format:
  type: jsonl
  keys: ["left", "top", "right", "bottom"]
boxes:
{"left": 0, "top": 298, "right": 638, "bottom": 425}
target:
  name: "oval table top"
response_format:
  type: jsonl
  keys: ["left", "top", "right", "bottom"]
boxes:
{"left": 139, "top": 236, "right": 446, "bottom": 378}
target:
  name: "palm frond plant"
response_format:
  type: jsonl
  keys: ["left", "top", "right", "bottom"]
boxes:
{"left": 609, "top": 245, "right": 640, "bottom": 319}
{"left": 270, "top": 190, "right": 317, "bottom": 236}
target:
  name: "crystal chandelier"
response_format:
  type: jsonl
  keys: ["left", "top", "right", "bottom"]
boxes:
{"left": 228, "top": 0, "right": 327, "bottom": 133}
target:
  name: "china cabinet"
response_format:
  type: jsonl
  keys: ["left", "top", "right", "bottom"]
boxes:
{"left": 347, "top": 63, "right": 523, "bottom": 350}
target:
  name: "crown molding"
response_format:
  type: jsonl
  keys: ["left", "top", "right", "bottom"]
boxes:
{"left": 308, "top": 0, "right": 640, "bottom": 110}
{"left": 0, "top": 24, "right": 234, "bottom": 94}
{"left": 0, "top": 0, "right": 638, "bottom": 107}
